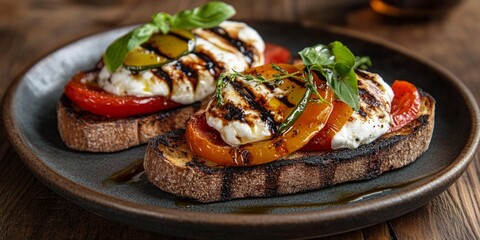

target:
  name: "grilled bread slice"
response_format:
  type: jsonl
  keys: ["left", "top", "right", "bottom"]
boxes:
{"left": 57, "top": 95, "right": 208, "bottom": 152}
{"left": 144, "top": 92, "right": 435, "bottom": 203}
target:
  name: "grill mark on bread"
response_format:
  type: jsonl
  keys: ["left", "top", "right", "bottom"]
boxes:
{"left": 143, "top": 93, "right": 435, "bottom": 202}
{"left": 221, "top": 171, "right": 233, "bottom": 201}
{"left": 318, "top": 159, "right": 336, "bottom": 187}
{"left": 366, "top": 156, "right": 382, "bottom": 179}
{"left": 265, "top": 165, "right": 280, "bottom": 196}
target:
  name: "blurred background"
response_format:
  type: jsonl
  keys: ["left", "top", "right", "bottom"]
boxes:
{"left": 0, "top": 0, "right": 476, "bottom": 99}
{"left": 1, "top": 0, "right": 479, "bottom": 239}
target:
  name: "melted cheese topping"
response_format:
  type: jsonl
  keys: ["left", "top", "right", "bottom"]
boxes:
{"left": 207, "top": 69, "right": 394, "bottom": 150}
{"left": 206, "top": 82, "right": 277, "bottom": 146}
{"left": 97, "top": 21, "right": 265, "bottom": 105}
{"left": 331, "top": 71, "right": 394, "bottom": 149}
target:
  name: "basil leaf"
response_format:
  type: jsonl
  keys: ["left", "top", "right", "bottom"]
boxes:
{"left": 129, "top": 23, "right": 159, "bottom": 49}
{"left": 104, "top": 23, "right": 159, "bottom": 72}
{"left": 328, "top": 41, "right": 359, "bottom": 110}
{"left": 152, "top": 13, "right": 173, "bottom": 34}
{"left": 104, "top": 32, "right": 132, "bottom": 73}
{"left": 329, "top": 41, "right": 355, "bottom": 71}
{"left": 171, "top": 1, "right": 236, "bottom": 30}
{"left": 298, "top": 41, "right": 362, "bottom": 111}
{"left": 329, "top": 67, "right": 359, "bottom": 111}
{"left": 299, "top": 44, "right": 334, "bottom": 67}
{"left": 354, "top": 56, "right": 372, "bottom": 70}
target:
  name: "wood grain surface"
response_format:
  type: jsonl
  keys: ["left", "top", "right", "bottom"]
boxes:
{"left": 1, "top": 0, "right": 479, "bottom": 239}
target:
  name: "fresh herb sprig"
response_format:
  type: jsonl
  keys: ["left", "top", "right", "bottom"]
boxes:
{"left": 214, "top": 65, "right": 324, "bottom": 106}
{"left": 214, "top": 41, "right": 370, "bottom": 135}
{"left": 104, "top": 1, "right": 235, "bottom": 73}
{"left": 300, "top": 41, "right": 371, "bottom": 111}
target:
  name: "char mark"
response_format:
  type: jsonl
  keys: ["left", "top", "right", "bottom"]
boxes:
{"left": 288, "top": 76, "right": 307, "bottom": 87}
{"left": 221, "top": 171, "right": 233, "bottom": 201}
{"left": 224, "top": 103, "right": 245, "bottom": 122}
{"left": 359, "top": 88, "right": 381, "bottom": 108}
{"left": 354, "top": 69, "right": 371, "bottom": 79}
{"left": 209, "top": 27, "right": 254, "bottom": 64}
{"left": 261, "top": 83, "right": 296, "bottom": 108}
{"left": 231, "top": 81, "right": 278, "bottom": 134}
{"left": 276, "top": 96, "right": 296, "bottom": 108}
{"left": 169, "top": 31, "right": 192, "bottom": 42}
{"left": 358, "top": 108, "right": 368, "bottom": 118}
{"left": 141, "top": 42, "right": 171, "bottom": 59}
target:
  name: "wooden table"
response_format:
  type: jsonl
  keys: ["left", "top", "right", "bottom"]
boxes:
{"left": 1, "top": 0, "right": 479, "bottom": 239}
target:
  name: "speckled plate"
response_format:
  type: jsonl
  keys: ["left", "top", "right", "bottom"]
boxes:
{"left": 3, "top": 22, "right": 479, "bottom": 239}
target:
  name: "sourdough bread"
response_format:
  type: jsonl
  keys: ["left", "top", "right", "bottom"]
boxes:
{"left": 57, "top": 95, "right": 207, "bottom": 152}
{"left": 144, "top": 93, "right": 435, "bottom": 202}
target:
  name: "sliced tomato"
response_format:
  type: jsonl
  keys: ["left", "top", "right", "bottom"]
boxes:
{"left": 64, "top": 72, "right": 182, "bottom": 118}
{"left": 186, "top": 64, "right": 333, "bottom": 166}
{"left": 264, "top": 43, "right": 291, "bottom": 64}
{"left": 301, "top": 100, "right": 353, "bottom": 151}
{"left": 389, "top": 80, "right": 421, "bottom": 132}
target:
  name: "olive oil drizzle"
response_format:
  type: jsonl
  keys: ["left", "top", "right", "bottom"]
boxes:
{"left": 106, "top": 158, "right": 145, "bottom": 184}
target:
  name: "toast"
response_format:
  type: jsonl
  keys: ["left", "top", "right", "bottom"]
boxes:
{"left": 57, "top": 94, "right": 208, "bottom": 152}
{"left": 144, "top": 92, "right": 435, "bottom": 203}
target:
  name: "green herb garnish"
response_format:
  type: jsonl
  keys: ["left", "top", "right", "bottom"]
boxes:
{"left": 277, "top": 87, "right": 312, "bottom": 135}
{"left": 215, "top": 65, "right": 313, "bottom": 106}
{"left": 104, "top": 1, "right": 236, "bottom": 73}
{"left": 214, "top": 41, "right": 370, "bottom": 135}
{"left": 300, "top": 41, "right": 370, "bottom": 111}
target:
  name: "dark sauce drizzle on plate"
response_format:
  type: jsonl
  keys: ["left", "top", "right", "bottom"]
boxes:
{"left": 106, "top": 158, "right": 145, "bottom": 184}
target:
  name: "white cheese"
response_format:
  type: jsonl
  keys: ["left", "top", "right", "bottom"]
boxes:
{"left": 331, "top": 71, "right": 394, "bottom": 149}
{"left": 207, "top": 110, "right": 272, "bottom": 146}
{"left": 206, "top": 83, "right": 274, "bottom": 146}
{"left": 97, "top": 21, "right": 264, "bottom": 105}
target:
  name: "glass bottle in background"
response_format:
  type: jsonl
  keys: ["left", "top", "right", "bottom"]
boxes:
{"left": 370, "top": 0, "right": 463, "bottom": 18}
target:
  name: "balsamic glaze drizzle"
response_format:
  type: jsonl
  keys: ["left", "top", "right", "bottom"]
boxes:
{"left": 210, "top": 27, "right": 255, "bottom": 65}
{"left": 152, "top": 68, "right": 173, "bottom": 91}
{"left": 195, "top": 52, "right": 223, "bottom": 78}
{"left": 106, "top": 158, "right": 145, "bottom": 184}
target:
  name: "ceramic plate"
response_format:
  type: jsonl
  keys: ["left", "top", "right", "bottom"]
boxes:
{"left": 3, "top": 22, "right": 479, "bottom": 239}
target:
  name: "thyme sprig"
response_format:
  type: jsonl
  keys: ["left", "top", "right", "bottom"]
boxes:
{"left": 214, "top": 41, "right": 370, "bottom": 135}
{"left": 215, "top": 64, "right": 326, "bottom": 106}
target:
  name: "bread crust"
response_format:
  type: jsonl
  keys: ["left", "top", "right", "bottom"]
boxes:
{"left": 144, "top": 94, "right": 435, "bottom": 203}
{"left": 57, "top": 95, "right": 205, "bottom": 152}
